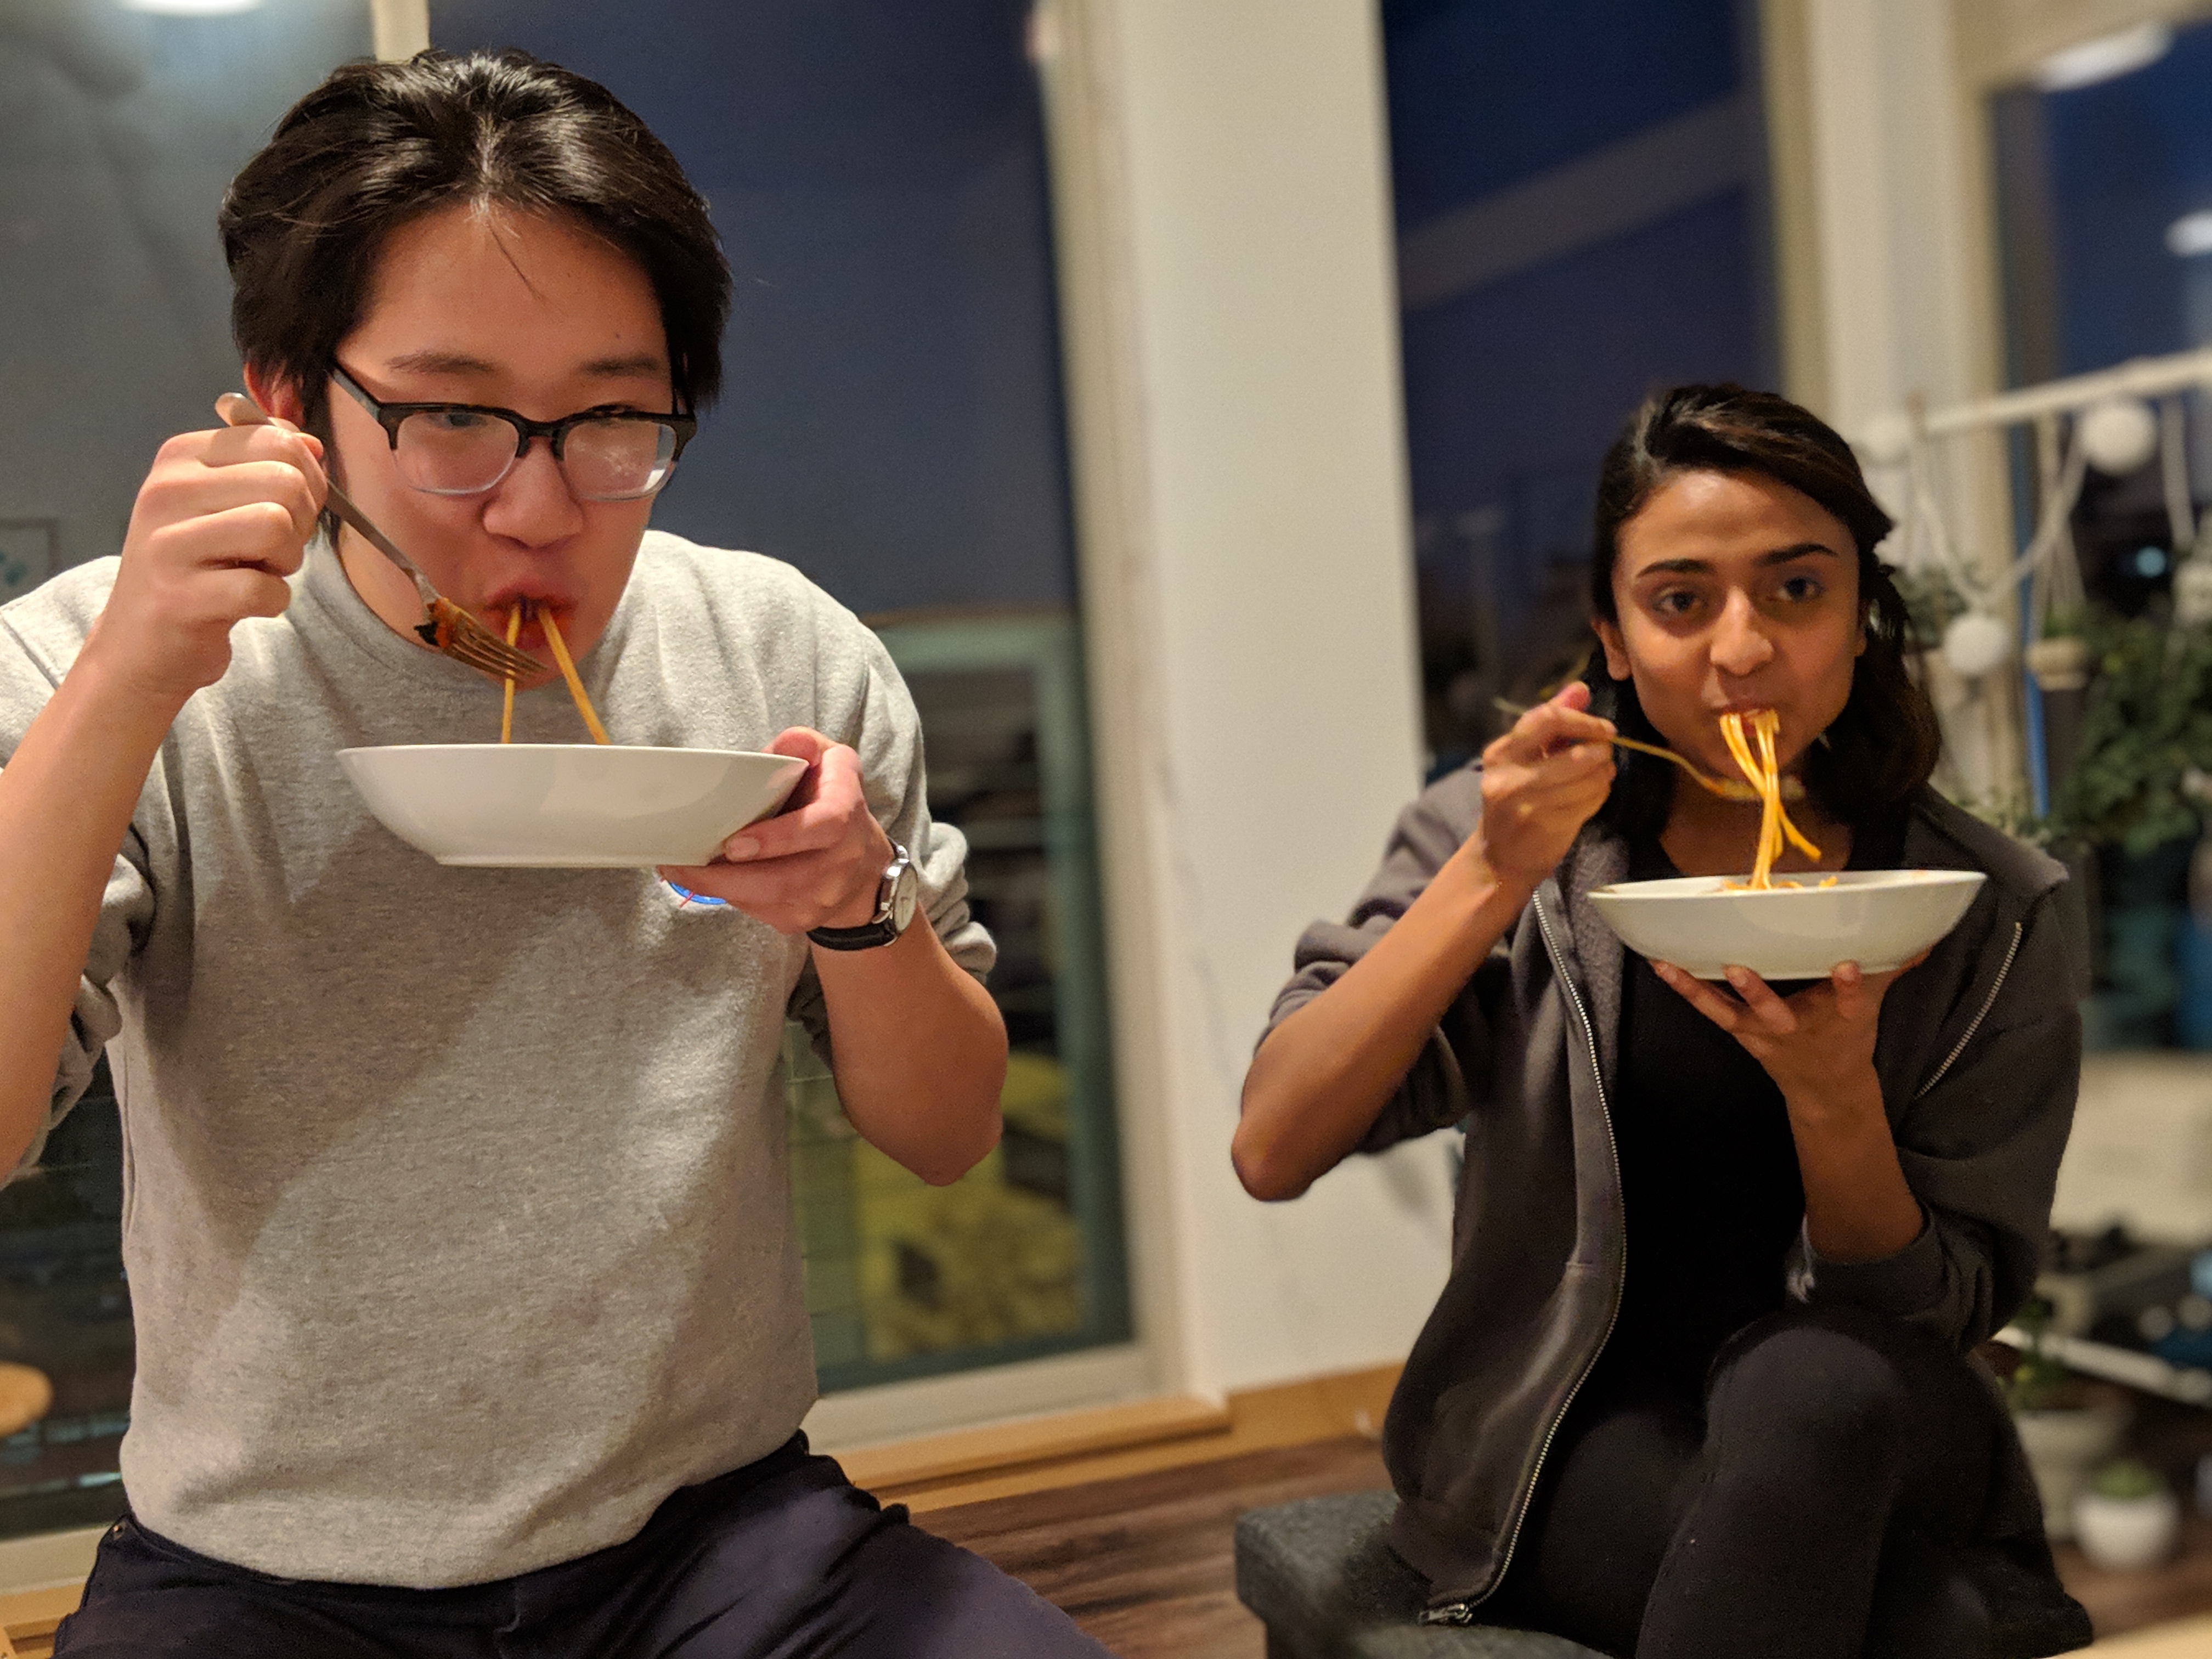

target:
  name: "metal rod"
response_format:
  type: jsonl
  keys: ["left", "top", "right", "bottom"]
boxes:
{"left": 1909, "top": 343, "right": 2212, "bottom": 439}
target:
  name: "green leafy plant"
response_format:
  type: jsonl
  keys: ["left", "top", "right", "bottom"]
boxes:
{"left": 2050, "top": 604, "right": 2212, "bottom": 855}
{"left": 1895, "top": 566, "right": 1971, "bottom": 645}
{"left": 2005, "top": 1296, "right": 2080, "bottom": 1413}
{"left": 2089, "top": 1456, "right": 2168, "bottom": 1502}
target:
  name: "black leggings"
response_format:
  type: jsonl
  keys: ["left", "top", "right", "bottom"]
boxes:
{"left": 1486, "top": 1304, "right": 2007, "bottom": 1659}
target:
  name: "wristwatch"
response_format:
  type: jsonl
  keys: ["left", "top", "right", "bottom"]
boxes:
{"left": 806, "top": 843, "right": 918, "bottom": 951}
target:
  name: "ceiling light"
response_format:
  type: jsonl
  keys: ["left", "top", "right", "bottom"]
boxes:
{"left": 119, "top": 0, "right": 266, "bottom": 15}
{"left": 2033, "top": 21, "right": 2173, "bottom": 91}
{"left": 2170, "top": 211, "right": 2212, "bottom": 258}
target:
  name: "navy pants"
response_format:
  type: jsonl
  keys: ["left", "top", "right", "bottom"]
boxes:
{"left": 53, "top": 1437, "right": 1109, "bottom": 1659}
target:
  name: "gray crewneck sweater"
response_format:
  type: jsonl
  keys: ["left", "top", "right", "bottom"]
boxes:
{"left": 0, "top": 533, "right": 989, "bottom": 1587}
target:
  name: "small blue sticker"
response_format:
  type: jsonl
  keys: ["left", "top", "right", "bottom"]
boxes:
{"left": 664, "top": 882, "right": 730, "bottom": 910}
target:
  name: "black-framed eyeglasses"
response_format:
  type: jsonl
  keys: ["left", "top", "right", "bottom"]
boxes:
{"left": 330, "top": 363, "right": 697, "bottom": 503}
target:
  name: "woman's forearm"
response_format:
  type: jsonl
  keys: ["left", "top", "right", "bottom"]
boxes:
{"left": 814, "top": 921, "right": 1007, "bottom": 1186}
{"left": 1786, "top": 1069, "right": 1924, "bottom": 1263}
{"left": 0, "top": 657, "right": 178, "bottom": 1172}
{"left": 1234, "top": 843, "right": 1530, "bottom": 1201}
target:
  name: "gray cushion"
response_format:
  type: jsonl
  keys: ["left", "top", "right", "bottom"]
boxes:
{"left": 1233, "top": 1491, "right": 1605, "bottom": 1659}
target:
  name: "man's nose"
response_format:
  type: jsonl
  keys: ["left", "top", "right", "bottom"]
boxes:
{"left": 480, "top": 436, "right": 584, "bottom": 545}
{"left": 1710, "top": 590, "right": 1775, "bottom": 676}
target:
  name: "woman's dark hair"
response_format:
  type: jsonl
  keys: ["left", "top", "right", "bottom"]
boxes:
{"left": 1587, "top": 383, "right": 1942, "bottom": 836}
{"left": 219, "top": 49, "right": 730, "bottom": 431}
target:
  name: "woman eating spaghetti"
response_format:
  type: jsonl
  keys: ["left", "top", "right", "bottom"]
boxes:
{"left": 1235, "top": 385, "right": 2089, "bottom": 1658}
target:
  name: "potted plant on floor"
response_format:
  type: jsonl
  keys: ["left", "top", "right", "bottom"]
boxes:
{"left": 2075, "top": 1457, "right": 2181, "bottom": 1570}
{"left": 2007, "top": 1299, "right": 2132, "bottom": 1541}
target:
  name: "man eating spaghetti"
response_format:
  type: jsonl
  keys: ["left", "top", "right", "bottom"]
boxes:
{"left": 0, "top": 48, "right": 1108, "bottom": 1659}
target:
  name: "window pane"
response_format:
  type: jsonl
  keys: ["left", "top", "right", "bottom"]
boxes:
{"left": 1, "top": 1, "right": 375, "bottom": 589}
{"left": 1990, "top": 18, "right": 2212, "bottom": 1052}
{"left": 1381, "top": 0, "right": 1765, "bottom": 776}
{"left": 798, "top": 618, "right": 1129, "bottom": 1390}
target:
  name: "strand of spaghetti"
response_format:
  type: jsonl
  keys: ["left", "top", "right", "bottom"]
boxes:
{"left": 1748, "top": 714, "right": 1782, "bottom": 887}
{"left": 500, "top": 603, "right": 522, "bottom": 743}
{"left": 1719, "top": 712, "right": 1784, "bottom": 888}
{"left": 538, "top": 608, "right": 611, "bottom": 744}
{"left": 1753, "top": 712, "right": 1822, "bottom": 861}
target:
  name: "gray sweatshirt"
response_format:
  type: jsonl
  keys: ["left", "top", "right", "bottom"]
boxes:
{"left": 0, "top": 532, "right": 990, "bottom": 1588}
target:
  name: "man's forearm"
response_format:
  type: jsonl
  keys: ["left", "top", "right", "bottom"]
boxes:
{"left": 0, "top": 661, "right": 177, "bottom": 1171}
{"left": 813, "top": 922, "right": 1006, "bottom": 1186}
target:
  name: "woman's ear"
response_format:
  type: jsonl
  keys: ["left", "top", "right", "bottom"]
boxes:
{"left": 1593, "top": 615, "right": 1633, "bottom": 681}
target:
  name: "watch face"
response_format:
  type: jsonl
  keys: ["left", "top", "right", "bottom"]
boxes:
{"left": 891, "top": 863, "right": 920, "bottom": 933}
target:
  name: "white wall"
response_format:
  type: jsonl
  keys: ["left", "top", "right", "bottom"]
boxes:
{"left": 1042, "top": 0, "right": 1455, "bottom": 1400}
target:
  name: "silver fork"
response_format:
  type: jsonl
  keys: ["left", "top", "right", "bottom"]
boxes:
{"left": 215, "top": 393, "right": 545, "bottom": 682}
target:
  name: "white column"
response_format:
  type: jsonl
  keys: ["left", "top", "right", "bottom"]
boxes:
{"left": 1041, "top": 0, "right": 1455, "bottom": 1398}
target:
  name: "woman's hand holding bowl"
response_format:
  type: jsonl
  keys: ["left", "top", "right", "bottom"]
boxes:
{"left": 1472, "top": 682, "right": 1617, "bottom": 897}
{"left": 1652, "top": 955, "right": 1925, "bottom": 1120}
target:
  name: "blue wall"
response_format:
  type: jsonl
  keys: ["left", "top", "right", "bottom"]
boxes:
{"left": 432, "top": 1, "right": 1078, "bottom": 620}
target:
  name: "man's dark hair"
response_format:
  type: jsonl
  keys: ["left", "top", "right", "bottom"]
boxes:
{"left": 1585, "top": 382, "right": 1943, "bottom": 836}
{"left": 220, "top": 49, "right": 730, "bottom": 430}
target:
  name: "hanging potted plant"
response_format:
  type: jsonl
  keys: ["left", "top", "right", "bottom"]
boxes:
{"left": 2025, "top": 606, "right": 2092, "bottom": 694}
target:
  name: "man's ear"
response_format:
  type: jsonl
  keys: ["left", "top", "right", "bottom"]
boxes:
{"left": 1593, "top": 616, "right": 1633, "bottom": 681}
{"left": 241, "top": 364, "right": 309, "bottom": 428}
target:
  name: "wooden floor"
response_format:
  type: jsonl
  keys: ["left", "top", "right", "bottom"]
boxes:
{"left": 929, "top": 1435, "right": 1389, "bottom": 1658}
{"left": 930, "top": 1430, "right": 2212, "bottom": 1657}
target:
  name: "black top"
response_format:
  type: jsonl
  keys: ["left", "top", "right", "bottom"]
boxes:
{"left": 1582, "top": 808, "right": 1910, "bottom": 1403}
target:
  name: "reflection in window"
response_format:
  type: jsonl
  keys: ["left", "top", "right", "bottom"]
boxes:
{"left": 0, "top": 1062, "right": 129, "bottom": 1538}
{"left": 0, "top": 0, "right": 375, "bottom": 1541}
{"left": 796, "top": 619, "right": 1128, "bottom": 1390}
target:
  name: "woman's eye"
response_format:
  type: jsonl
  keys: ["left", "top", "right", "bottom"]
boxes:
{"left": 1777, "top": 574, "right": 1825, "bottom": 603}
{"left": 1652, "top": 590, "right": 1699, "bottom": 617}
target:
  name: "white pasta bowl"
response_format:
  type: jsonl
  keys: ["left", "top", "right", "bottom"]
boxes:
{"left": 337, "top": 744, "right": 808, "bottom": 868}
{"left": 1587, "top": 869, "right": 1987, "bottom": 981}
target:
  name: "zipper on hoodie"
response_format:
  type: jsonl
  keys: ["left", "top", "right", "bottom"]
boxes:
{"left": 1420, "top": 887, "right": 1625, "bottom": 1626}
{"left": 1912, "top": 921, "right": 2023, "bottom": 1101}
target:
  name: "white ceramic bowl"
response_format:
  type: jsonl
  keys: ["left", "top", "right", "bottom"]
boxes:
{"left": 337, "top": 744, "right": 808, "bottom": 868}
{"left": 1587, "top": 869, "right": 1987, "bottom": 980}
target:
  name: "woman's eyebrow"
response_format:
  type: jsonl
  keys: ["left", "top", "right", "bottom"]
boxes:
{"left": 1755, "top": 541, "right": 1843, "bottom": 565}
{"left": 1632, "top": 541, "right": 1842, "bottom": 579}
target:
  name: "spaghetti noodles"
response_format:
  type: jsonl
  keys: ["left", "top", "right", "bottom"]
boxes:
{"left": 538, "top": 606, "right": 612, "bottom": 746}
{"left": 1717, "top": 709, "right": 1820, "bottom": 888}
{"left": 500, "top": 604, "right": 522, "bottom": 743}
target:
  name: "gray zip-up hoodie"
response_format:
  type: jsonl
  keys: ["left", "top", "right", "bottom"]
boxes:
{"left": 1267, "top": 771, "right": 2084, "bottom": 1622}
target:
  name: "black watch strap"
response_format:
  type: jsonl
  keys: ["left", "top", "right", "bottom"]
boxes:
{"left": 805, "top": 918, "right": 901, "bottom": 951}
{"left": 806, "top": 843, "right": 914, "bottom": 951}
